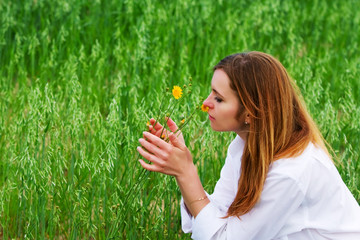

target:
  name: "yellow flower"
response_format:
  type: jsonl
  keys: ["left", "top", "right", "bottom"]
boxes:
{"left": 146, "top": 121, "right": 150, "bottom": 126}
{"left": 172, "top": 86, "right": 183, "bottom": 100}
{"left": 201, "top": 104, "right": 209, "bottom": 112}
{"left": 180, "top": 119, "right": 185, "bottom": 124}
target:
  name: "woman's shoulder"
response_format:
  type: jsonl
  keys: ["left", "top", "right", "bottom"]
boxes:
{"left": 271, "top": 142, "right": 332, "bottom": 169}
{"left": 268, "top": 143, "right": 336, "bottom": 189}
{"left": 227, "top": 135, "right": 245, "bottom": 158}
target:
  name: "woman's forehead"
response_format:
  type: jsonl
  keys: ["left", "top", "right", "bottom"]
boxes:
{"left": 211, "top": 69, "right": 234, "bottom": 96}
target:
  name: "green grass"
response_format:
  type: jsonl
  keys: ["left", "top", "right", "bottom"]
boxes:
{"left": 0, "top": 0, "right": 359, "bottom": 239}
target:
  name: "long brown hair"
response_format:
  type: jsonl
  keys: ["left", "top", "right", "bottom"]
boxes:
{"left": 214, "top": 51, "right": 329, "bottom": 217}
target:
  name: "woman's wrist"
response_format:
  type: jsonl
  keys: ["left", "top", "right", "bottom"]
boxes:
{"left": 175, "top": 163, "right": 198, "bottom": 185}
{"left": 175, "top": 163, "right": 209, "bottom": 217}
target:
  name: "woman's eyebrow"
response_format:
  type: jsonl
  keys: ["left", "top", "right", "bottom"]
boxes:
{"left": 212, "top": 88, "right": 225, "bottom": 99}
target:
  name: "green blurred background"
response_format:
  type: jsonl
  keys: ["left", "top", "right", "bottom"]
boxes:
{"left": 0, "top": 0, "right": 359, "bottom": 239}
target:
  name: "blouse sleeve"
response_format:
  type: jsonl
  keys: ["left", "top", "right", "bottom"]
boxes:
{"left": 190, "top": 174, "right": 306, "bottom": 240}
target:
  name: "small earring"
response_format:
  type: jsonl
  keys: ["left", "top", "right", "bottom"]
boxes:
{"left": 245, "top": 121, "right": 249, "bottom": 125}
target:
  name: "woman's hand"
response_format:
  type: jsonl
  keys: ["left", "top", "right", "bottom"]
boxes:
{"left": 138, "top": 117, "right": 209, "bottom": 217}
{"left": 137, "top": 117, "right": 193, "bottom": 177}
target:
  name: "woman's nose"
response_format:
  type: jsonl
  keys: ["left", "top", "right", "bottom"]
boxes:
{"left": 203, "top": 95, "right": 214, "bottom": 109}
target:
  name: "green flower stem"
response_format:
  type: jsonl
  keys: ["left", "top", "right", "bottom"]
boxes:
{"left": 165, "top": 104, "right": 200, "bottom": 142}
{"left": 159, "top": 88, "right": 191, "bottom": 138}
{"left": 152, "top": 89, "right": 170, "bottom": 129}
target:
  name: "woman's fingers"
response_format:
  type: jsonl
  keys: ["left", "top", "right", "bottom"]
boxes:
{"left": 166, "top": 117, "right": 179, "bottom": 133}
{"left": 148, "top": 119, "right": 167, "bottom": 137}
{"left": 138, "top": 159, "right": 162, "bottom": 172}
{"left": 139, "top": 138, "right": 169, "bottom": 159}
{"left": 165, "top": 117, "right": 186, "bottom": 145}
{"left": 149, "top": 118, "right": 163, "bottom": 132}
{"left": 168, "top": 132, "right": 185, "bottom": 149}
{"left": 148, "top": 117, "right": 179, "bottom": 132}
{"left": 137, "top": 132, "right": 170, "bottom": 173}
{"left": 148, "top": 118, "right": 182, "bottom": 142}
{"left": 137, "top": 146, "right": 166, "bottom": 166}
{"left": 149, "top": 117, "right": 180, "bottom": 141}
{"left": 142, "top": 131, "right": 170, "bottom": 149}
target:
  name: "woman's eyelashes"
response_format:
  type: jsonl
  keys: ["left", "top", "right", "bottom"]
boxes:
{"left": 215, "top": 96, "right": 223, "bottom": 103}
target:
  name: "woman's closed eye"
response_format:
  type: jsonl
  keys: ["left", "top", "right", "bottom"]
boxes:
{"left": 215, "top": 96, "right": 223, "bottom": 103}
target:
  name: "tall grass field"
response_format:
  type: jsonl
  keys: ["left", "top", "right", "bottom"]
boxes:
{"left": 1, "top": 0, "right": 359, "bottom": 239}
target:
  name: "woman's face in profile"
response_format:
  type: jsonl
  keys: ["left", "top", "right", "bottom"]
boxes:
{"left": 203, "top": 69, "right": 247, "bottom": 136}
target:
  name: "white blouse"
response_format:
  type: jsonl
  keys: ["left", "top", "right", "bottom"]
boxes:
{"left": 181, "top": 135, "right": 360, "bottom": 239}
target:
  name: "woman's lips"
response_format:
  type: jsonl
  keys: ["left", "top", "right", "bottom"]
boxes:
{"left": 208, "top": 114, "right": 215, "bottom": 121}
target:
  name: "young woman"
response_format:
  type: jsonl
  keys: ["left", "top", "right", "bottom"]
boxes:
{"left": 137, "top": 52, "right": 360, "bottom": 239}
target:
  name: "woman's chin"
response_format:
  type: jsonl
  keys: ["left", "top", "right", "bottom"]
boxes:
{"left": 210, "top": 123, "right": 221, "bottom": 132}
